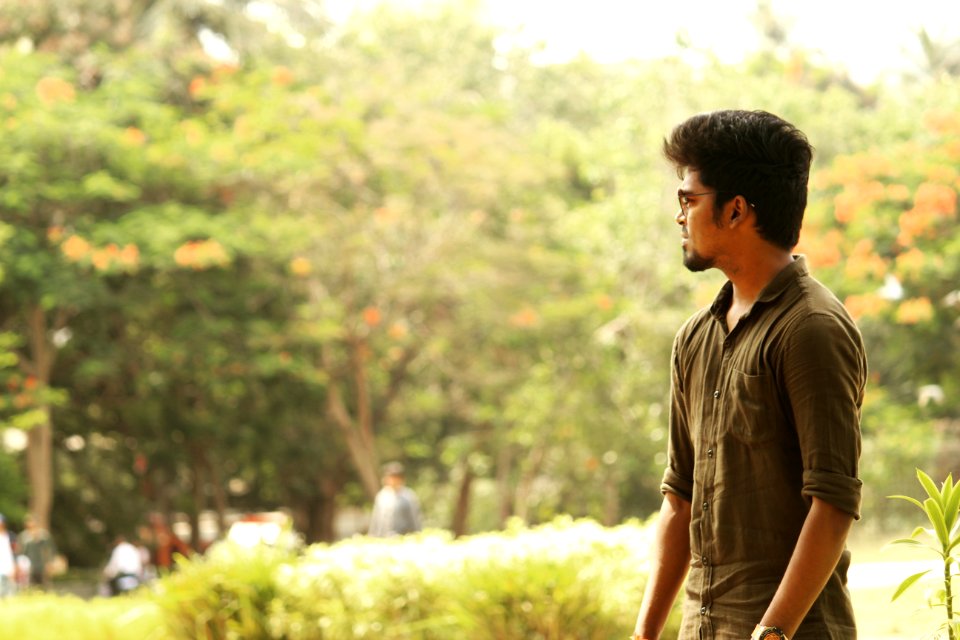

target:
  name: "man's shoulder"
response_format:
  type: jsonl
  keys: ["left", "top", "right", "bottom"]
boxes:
{"left": 787, "top": 273, "right": 860, "bottom": 332}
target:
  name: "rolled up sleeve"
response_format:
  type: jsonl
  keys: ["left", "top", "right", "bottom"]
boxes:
{"left": 782, "top": 312, "right": 866, "bottom": 519}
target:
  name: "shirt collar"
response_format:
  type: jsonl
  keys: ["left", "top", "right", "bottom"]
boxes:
{"left": 708, "top": 255, "right": 808, "bottom": 322}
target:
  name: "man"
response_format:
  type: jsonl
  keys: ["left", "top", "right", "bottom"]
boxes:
{"left": 0, "top": 514, "right": 15, "bottom": 597}
{"left": 103, "top": 533, "right": 144, "bottom": 596}
{"left": 18, "top": 514, "right": 57, "bottom": 588}
{"left": 368, "top": 462, "right": 423, "bottom": 537}
{"left": 632, "top": 110, "right": 865, "bottom": 640}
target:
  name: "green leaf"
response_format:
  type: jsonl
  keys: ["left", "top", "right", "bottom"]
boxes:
{"left": 888, "top": 538, "right": 926, "bottom": 547}
{"left": 918, "top": 469, "right": 943, "bottom": 502}
{"left": 891, "top": 570, "right": 930, "bottom": 601}
{"left": 925, "top": 497, "right": 950, "bottom": 548}
{"left": 889, "top": 494, "right": 925, "bottom": 510}
{"left": 943, "top": 478, "right": 960, "bottom": 533}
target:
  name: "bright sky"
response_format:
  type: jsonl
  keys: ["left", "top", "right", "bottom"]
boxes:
{"left": 326, "top": 0, "right": 960, "bottom": 84}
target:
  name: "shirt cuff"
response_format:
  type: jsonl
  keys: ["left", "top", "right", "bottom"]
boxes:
{"left": 661, "top": 467, "right": 694, "bottom": 503}
{"left": 802, "top": 469, "right": 863, "bottom": 520}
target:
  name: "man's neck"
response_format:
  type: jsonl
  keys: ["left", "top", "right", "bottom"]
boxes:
{"left": 720, "top": 248, "right": 794, "bottom": 332}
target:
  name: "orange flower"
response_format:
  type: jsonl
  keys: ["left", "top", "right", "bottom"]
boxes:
{"left": 897, "top": 207, "right": 937, "bottom": 247}
{"left": 174, "top": 242, "right": 197, "bottom": 267}
{"left": 833, "top": 191, "right": 858, "bottom": 225}
{"left": 271, "top": 66, "right": 294, "bottom": 86}
{"left": 188, "top": 76, "right": 207, "bottom": 98}
{"left": 895, "top": 297, "right": 934, "bottom": 325}
{"left": 913, "top": 182, "right": 957, "bottom": 217}
{"left": 120, "top": 244, "right": 140, "bottom": 268}
{"left": 61, "top": 235, "right": 91, "bottom": 261}
{"left": 362, "top": 306, "right": 382, "bottom": 327}
{"left": 122, "top": 126, "right": 147, "bottom": 146}
{"left": 798, "top": 228, "right": 843, "bottom": 269}
{"left": 509, "top": 307, "right": 539, "bottom": 328}
{"left": 595, "top": 294, "right": 613, "bottom": 311}
{"left": 35, "top": 76, "right": 76, "bottom": 105}
{"left": 289, "top": 257, "right": 311, "bottom": 276}
{"left": 843, "top": 293, "right": 889, "bottom": 321}
{"left": 92, "top": 249, "right": 111, "bottom": 271}
{"left": 895, "top": 247, "right": 925, "bottom": 279}
{"left": 387, "top": 322, "right": 408, "bottom": 340}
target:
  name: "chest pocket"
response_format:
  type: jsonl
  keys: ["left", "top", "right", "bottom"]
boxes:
{"left": 727, "top": 369, "right": 778, "bottom": 444}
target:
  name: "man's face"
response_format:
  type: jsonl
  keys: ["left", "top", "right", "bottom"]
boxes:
{"left": 676, "top": 169, "right": 724, "bottom": 273}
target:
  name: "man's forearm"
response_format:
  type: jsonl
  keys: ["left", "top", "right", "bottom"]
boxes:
{"left": 633, "top": 492, "right": 692, "bottom": 639}
{"left": 759, "top": 497, "right": 854, "bottom": 637}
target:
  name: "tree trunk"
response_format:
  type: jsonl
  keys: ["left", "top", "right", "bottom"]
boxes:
{"left": 293, "top": 476, "right": 339, "bottom": 543}
{"left": 450, "top": 463, "right": 474, "bottom": 537}
{"left": 323, "top": 342, "right": 380, "bottom": 499}
{"left": 26, "top": 409, "right": 53, "bottom": 530}
{"left": 317, "top": 476, "right": 339, "bottom": 542}
{"left": 23, "top": 305, "right": 60, "bottom": 530}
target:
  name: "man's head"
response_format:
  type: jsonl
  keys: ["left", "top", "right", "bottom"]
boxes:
{"left": 663, "top": 110, "right": 813, "bottom": 251}
{"left": 381, "top": 461, "right": 406, "bottom": 488}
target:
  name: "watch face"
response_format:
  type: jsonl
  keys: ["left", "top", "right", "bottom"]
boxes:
{"left": 760, "top": 631, "right": 784, "bottom": 640}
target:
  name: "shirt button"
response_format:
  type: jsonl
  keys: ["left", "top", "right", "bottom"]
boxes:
{"left": 700, "top": 606, "right": 707, "bottom": 615}
{"left": 701, "top": 555, "right": 709, "bottom": 566}
{"left": 707, "top": 448, "right": 714, "bottom": 458}
{"left": 702, "top": 501, "right": 709, "bottom": 511}
{"left": 713, "top": 390, "right": 720, "bottom": 399}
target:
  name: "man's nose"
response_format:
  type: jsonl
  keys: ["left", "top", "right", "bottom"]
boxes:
{"left": 675, "top": 208, "right": 686, "bottom": 225}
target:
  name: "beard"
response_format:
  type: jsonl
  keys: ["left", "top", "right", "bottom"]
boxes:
{"left": 682, "top": 246, "right": 714, "bottom": 272}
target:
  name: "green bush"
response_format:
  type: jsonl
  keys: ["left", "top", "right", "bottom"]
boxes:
{"left": 0, "top": 518, "right": 679, "bottom": 640}
{"left": 0, "top": 592, "right": 167, "bottom": 640}
{"left": 155, "top": 516, "right": 678, "bottom": 640}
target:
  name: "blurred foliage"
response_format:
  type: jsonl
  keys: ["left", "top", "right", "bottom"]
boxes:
{"left": 0, "top": 592, "right": 167, "bottom": 640}
{"left": 155, "top": 516, "right": 678, "bottom": 640}
{"left": 0, "top": 0, "right": 957, "bottom": 567}
{"left": 0, "top": 518, "right": 675, "bottom": 639}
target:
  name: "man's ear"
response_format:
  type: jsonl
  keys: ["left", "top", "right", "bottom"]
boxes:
{"left": 728, "top": 196, "right": 750, "bottom": 226}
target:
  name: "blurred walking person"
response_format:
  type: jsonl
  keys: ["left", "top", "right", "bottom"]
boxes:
{"left": 368, "top": 462, "right": 422, "bottom": 537}
{"left": 103, "top": 534, "right": 144, "bottom": 596}
{"left": 17, "top": 514, "right": 56, "bottom": 588}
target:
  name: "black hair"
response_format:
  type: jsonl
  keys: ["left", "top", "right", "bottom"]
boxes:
{"left": 663, "top": 110, "right": 813, "bottom": 250}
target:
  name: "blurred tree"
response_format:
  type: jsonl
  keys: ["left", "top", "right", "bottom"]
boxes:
{"left": 0, "top": 0, "right": 330, "bottom": 60}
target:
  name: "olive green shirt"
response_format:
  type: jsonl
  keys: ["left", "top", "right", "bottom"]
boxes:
{"left": 661, "top": 256, "right": 865, "bottom": 639}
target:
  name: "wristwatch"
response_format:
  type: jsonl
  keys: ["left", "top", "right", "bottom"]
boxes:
{"left": 751, "top": 625, "right": 788, "bottom": 640}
